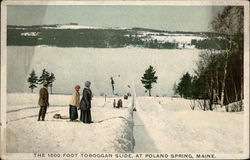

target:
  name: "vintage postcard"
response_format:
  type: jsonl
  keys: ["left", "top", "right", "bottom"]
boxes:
{"left": 1, "top": 0, "right": 249, "bottom": 159}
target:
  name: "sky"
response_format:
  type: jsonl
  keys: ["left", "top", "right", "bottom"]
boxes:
{"left": 7, "top": 5, "right": 225, "bottom": 32}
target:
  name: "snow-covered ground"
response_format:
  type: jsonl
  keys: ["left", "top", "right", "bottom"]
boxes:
{"left": 5, "top": 93, "right": 245, "bottom": 155}
{"left": 49, "top": 24, "right": 106, "bottom": 30}
{"left": 134, "top": 97, "right": 244, "bottom": 153}
{"left": 6, "top": 93, "right": 134, "bottom": 153}
{"left": 135, "top": 31, "right": 205, "bottom": 49}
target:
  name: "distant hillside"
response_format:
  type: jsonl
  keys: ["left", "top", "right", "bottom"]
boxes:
{"left": 7, "top": 24, "right": 228, "bottom": 49}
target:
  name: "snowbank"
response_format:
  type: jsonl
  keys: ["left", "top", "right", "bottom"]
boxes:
{"left": 134, "top": 96, "right": 244, "bottom": 153}
{"left": 6, "top": 94, "right": 134, "bottom": 153}
{"left": 226, "top": 100, "right": 244, "bottom": 112}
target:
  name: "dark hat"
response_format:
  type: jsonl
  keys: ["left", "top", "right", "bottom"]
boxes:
{"left": 43, "top": 82, "right": 48, "bottom": 87}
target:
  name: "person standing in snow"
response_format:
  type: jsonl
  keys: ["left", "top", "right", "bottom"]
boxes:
{"left": 69, "top": 85, "right": 80, "bottom": 121}
{"left": 113, "top": 99, "right": 116, "bottom": 108}
{"left": 117, "top": 99, "right": 122, "bottom": 108}
{"left": 38, "top": 82, "right": 49, "bottom": 121}
{"left": 80, "top": 81, "right": 93, "bottom": 123}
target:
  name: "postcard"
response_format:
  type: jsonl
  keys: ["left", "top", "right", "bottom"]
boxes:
{"left": 1, "top": 0, "right": 249, "bottom": 159}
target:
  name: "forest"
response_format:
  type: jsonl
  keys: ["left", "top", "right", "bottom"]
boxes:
{"left": 7, "top": 25, "right": 225, "bottom": 49}
{"left": 174, "top": 6, "right": 244, "bottom": 112}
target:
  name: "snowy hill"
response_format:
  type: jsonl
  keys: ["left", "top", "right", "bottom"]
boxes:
{"left": 7, "top": 24, "right": 226, "bottom": 49}
{"left": 134, "top": 96, "right": 244, "bottom": 155}
{"left": 7, "top": 93, "right": 134, "bottom": 153}
{"left": 6, "top": 93, "right": 245, "bottom": 157}
{"left": 45, "top": 24, "right": 107, "bottom": 30}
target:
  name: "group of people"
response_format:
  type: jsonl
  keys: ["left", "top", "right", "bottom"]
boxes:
{"left": 38, "top": 81, "right": 93, "bottom": 124}
{"left": 113, "top": 99, "right": 123, "bottom": 108}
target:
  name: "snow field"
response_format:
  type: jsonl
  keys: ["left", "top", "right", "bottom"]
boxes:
{"left": 5, "top": 94, "right": 244, "bottom": 154}
{"left": 6, "top": 94, "right": 135, "bottom": 153}
{"left": 135, "top": 97, "right": 244, "bottom": 153}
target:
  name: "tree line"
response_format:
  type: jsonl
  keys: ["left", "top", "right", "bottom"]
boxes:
{"left": 27, "top": 69, "right": 56, "bottom": 93}
{"left": 174, "top": 6, "right": 244, "bottom": 112}
{"left": 8, "top": 27, "right": 224, "bottom": 50}
{"left": 191, "top": 38, "right": 229, "bottom": 50}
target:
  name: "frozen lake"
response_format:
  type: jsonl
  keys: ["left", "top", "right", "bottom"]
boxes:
{"left": 7, "top": 46, "right": 200, "bottom": 96}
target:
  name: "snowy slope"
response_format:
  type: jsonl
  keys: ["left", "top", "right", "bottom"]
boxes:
{"left": 47, "top": 25, "right": 106, "bottom": 30}
{"left": 6, "top": 94, "right": 134, "bottom": 153}
{"left": 137, "top": 32, "right": 204, "bottom": 48}
{"left": 6, "top": 93, "right": 244, "bottom": 154}
{"left": 134, "top": 97, "right": 244, "bottom": 153}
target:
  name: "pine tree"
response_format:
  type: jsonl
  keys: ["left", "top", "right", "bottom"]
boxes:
{"left": 38, "top": 69, "right": 50, "bottom": 85}
{"left": 27, "top": 69, "right": 38, "bottom": 93}
{"left": 141, "top": 65, "right": 158, "bottom": 96}
{"left": 176, "top": 72, "right": 192, "bottom": 98}
{"left": 48, "top": 72, "right": 56, "bottom": 94}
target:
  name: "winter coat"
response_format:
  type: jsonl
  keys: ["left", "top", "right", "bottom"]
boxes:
{"left": 80, "top": 87, "right": 92, "bottom": 111}
{"left": 38, "top": 87, "right": 49, "bottom": 106}
{"left": 69, "top": 90, "right": 80, "bottom": 107}
{"left": 117, "top": 99, "right": 122, "bottom": 108}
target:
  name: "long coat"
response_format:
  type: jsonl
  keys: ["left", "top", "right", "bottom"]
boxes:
{"left": 38, "top": 87, "right": 49, "bottom": 106}
{"left": 80, "top": 87, "right": 92, "bottom": 123}
{"left": 81, "top": 88, "right": 92, "bottom": 109}
{"left": 69, "top": 90, "right": 80, "bottom": 108}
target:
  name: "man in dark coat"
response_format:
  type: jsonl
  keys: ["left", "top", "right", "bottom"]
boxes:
{"left": 38, "top": 83, "right": 49, "bottom": 121}
{"left": 80, "top": 81, "right": 93, "bottom": 123}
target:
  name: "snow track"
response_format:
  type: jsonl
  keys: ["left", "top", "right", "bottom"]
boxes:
{"left": 133, "top": 112, "right": 159, "bottom": 152}
{"left": 133, "top": 97, "right": 244, "bottom": 153}
{"left": 5, "top": 94, "right": 244, "bottom": 154}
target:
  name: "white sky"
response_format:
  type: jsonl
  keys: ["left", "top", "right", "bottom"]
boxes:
{"left": 7, "top": 5, "right": 225, "bottom": 32}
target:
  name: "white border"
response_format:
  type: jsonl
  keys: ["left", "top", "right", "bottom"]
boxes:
{"left": 243, "top": 2, "right": 250, "bottom": 158}
{"left": 1, "top": 0, "right": 250, "bottom": 6}
{"left": 1, "top": 1, "right": 249, "bottom": 159}
{"left": 1, "top": 1, "right": 7, "bottom": 160}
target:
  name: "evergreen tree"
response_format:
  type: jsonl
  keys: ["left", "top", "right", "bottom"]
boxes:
{"left": 38, "top": 69, "right": 56, "bottom": 94}
{"left": 190, "top": 75, "right": 203, "bottom": 99}
{"left": 48, "top": 72, "right": 56, "bottom": 94}
{"left": 141, "top": 65, "right": 158, "bottom": 96}
{"left": 27, "top": 69, "right": 38, "bottom": 93}
{"left": 38, "top": 69, "right": 50, "bottom": 85}
{"left": 176, "top": 72, "right": 192, "bottom": 98}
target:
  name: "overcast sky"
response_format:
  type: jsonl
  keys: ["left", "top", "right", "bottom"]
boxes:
{"left": 7, "top": 5, "right": 224, "bottom": 32}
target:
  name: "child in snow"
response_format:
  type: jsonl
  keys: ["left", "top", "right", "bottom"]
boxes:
{"left": 69, "top": 85, "right": 80, "bottom": 121}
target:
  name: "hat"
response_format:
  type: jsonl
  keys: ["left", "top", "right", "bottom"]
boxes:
{"left": 85, "top": 81, "right": 91, "bottom": 87}
{"left": 43, "top": 82, "right": 48, "bottom": 87}
{"left": 75, "top": 85, "right": 80, "bottom": 90}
